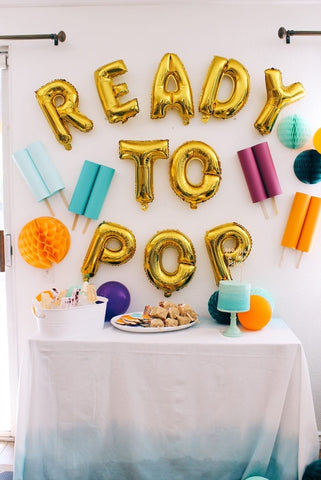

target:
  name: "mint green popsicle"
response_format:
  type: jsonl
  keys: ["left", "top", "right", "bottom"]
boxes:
{"left": 13, "top": 141, "right": 65, "bottom": 202}
{"left": 12, "top": 148, "right": 51, "bottom": 201}
{"left": 27, "top": 141, "right": 64, "bottom": 194}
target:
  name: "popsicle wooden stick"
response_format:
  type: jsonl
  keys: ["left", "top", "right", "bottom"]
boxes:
{"left": 296, "top": 251, "right": 303, "bottom": 269}
{"left": 279, "top": 247, "right": 286, "bottom": 267}
{"left": 59, "top": 190, "right": 69, "bottom": 209}
{"left": 260, "top": 201, "right": 269, "bottom": 219}
{"left": 72, "top": 214, "right": 79, "bottom": 231}
{"left": 271, "top": 196, "right": 278, "bottom": 215}
{"left": 82, "top": 218, "right": 91, "bottom": 234}
{"left": 44, "top": 198, "right": 55, "bottom": 216}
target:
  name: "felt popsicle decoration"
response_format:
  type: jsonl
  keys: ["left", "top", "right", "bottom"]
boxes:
{"left": 237, "top": 147, "right": 268, "bottom": 218}
{"left": 280, "top": 192, "right": 321, "bottom": 268}
{"left": 237, "top": 142, "right": 282, "bottom": 218}
{"left": 12, "top": 141, "right": 68, "bottom": 216}
{"left": 69, "top": 160, "right": 115, "bottom": 233}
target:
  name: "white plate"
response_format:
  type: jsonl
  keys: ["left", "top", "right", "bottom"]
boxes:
{"left": 111, "top": 312, "right": 197, "bottom": 333}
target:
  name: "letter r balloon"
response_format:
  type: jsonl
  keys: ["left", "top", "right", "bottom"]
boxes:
{"left": 36, "top": 79, "right": 93, "bottom": 150}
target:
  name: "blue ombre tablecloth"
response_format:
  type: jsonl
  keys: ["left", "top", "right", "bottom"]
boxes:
{"left": 13, "top": 318, "right": 319, "bottom": 480}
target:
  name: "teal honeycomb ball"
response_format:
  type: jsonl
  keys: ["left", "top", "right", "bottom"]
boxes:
{"left": 277, "top": 114, "right": 312, "bottom": 149}
{"left": 293, "top": 149, "right": 321, "bottom": 184}
{"left": 208, "top": 291, "right": 235, "bottom": 325}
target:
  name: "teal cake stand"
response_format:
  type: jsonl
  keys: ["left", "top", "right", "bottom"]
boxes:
{"left": 223, "top": 311, "right": 242, "bottom": 337}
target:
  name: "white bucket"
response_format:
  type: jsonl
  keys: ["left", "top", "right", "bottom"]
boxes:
{"left": 32, "top": 296, "right": 108, "bottom": 338}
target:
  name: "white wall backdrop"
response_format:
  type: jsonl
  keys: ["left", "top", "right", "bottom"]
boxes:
{"left": 1, "top": 0, "right": 321, "bottom": 430}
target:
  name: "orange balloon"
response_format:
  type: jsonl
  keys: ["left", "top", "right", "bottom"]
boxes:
{"left": 18, "top": 217, "right": 70, "bottom": 269}
{"left": 238, "top": 295, "right": 272, "bottom": 331}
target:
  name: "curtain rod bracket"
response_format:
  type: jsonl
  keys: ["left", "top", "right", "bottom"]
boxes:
{"left": 54, "top": 31, "right": 66, "bottom": 45}
{"left": 0, "top": 31, "right": 66, "bottom": 46}
{"left": 278, "top": 26, "right": 321, "bottom": 44}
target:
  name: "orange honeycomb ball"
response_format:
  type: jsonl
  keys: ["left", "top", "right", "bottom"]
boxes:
{"left": 18, "top": 217, "right": 70, "bottom": 269}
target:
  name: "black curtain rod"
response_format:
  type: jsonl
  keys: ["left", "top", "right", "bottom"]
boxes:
{"left": 0, "top": 31, "right": 66, "bottom": 46}
{"left": 278, "top": 26, "right": 321, "bottom": 44}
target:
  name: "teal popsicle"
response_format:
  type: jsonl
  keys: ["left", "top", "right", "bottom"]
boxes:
{"left": 84, "top": 165, "right": 115, "bottom": 219}
{"left": 69, "top": 160, "right": 100, "bottom": 215}
{"left": 69, "top": 160, "right": 115, "bottom": 232}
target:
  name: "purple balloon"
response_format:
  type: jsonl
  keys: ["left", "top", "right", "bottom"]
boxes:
{"left": 97, "top": 281, "right": 131, "bottom": 321}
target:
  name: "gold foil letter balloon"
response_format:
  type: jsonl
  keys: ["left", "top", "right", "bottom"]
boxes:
{"left": 170, "top": 141, "right": 222, "bottom": 209}
{"left": 119, "top": 139, "right": 169, "bottom": 210}
{"left": 36, "top": 80, "right": 94, "bottom": 150}
{"left": 151, "top": 53, "right": 194, "bottom": 125}
{"left": 199, "top": 56, "right": 250, "bottom": 122}
{"left": 144, "top": 230, "right": 196, "bottom": 297}
{"left": 81, "top": 222, "right": 136, "bottom": 279}
{"left": 205, "top": 222, "right": 252, "bottom": 285}
{"left": 94, "top": 60, "right": 139, "bottom": 124}
{"left": 254, "top": 68, "right": 305, "bottom": 135}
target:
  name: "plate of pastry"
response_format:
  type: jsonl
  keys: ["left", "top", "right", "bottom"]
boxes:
{"left": 111, "top": 301, "right": 198, "bottom": 333}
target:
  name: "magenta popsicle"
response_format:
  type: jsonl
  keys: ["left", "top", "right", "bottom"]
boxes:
{"left": 237, "top": 147, "right": 267, "bottom": 202}
{"left": 237, "top": 146, "right": 268, "bottom": 218}
{"left": 252, "top": 142, "right": 282, "bottom": 200}
{"left": 237, "top": 142, "right": 282, "bottom": 218}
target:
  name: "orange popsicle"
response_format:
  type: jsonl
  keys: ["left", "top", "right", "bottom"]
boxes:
{"left": 296, "top": 196, "right": 321, "bottom": 268}
{"left": 281, "top": 192, "right": 311, "bottom": 249}
{"left": 297, "top": 196, "right": 321, "bottom": 252}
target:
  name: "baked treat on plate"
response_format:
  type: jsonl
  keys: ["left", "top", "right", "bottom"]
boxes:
{"left": 115, "top": 301, "right": 198, "bottom": 329}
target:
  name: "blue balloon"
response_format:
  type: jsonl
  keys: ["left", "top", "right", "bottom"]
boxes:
{"left": 250, "top": 286, "right": 274, "bottom": 312}
{"left": 97, "top": 281, "right": 131, "bottom": 322}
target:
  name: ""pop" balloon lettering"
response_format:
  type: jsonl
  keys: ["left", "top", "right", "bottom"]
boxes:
{"left": 81, "top": 221, "right": 252, "bottom": 296}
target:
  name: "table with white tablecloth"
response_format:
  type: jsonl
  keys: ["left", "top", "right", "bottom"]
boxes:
{"left": 13, "top": 318, "right": 319, "bottom": 480}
